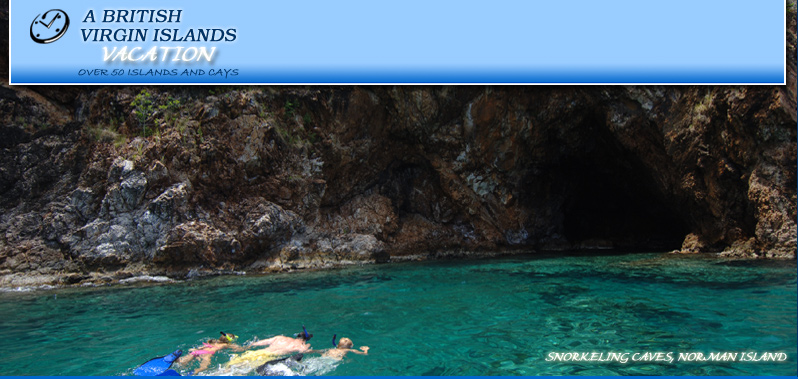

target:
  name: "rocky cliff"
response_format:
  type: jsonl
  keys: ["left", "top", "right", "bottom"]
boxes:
{"left": 0, "top": 7, "right": 795, "bottom": 287}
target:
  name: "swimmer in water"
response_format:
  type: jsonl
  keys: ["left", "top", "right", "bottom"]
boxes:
{"left": 177, "top": 332, "right": 244, "bottom": 375}
{"left": 308, "top": 335, "right": 369, "bottom": 360}
{"left": 226, "top": 326, "right": 315, "bottom": 369}
{"left": 247, "top": 326, "right": 313, "bottom": 356}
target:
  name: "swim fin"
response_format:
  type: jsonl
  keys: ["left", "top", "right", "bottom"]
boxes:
{"left": 134, "top": 349, "right": 183, "bottom": 376}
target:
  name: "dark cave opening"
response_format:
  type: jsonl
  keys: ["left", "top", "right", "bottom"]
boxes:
{"left": 560, "top": 160, "right": 688, "bottom": 250}
{"left": 552, "top": 120, "right": 689, "bottom": 250}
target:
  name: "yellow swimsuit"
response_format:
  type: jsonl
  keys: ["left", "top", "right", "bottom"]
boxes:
{"left": 226, "top": 349, "right": 278, "bottom": 367}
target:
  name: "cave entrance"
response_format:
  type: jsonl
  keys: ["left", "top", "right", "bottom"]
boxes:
{"left": 560, "top": 161, "right": 687, "bottom": 250}
{"left": 556, "top": 121, "right": 688, "bottom": 250}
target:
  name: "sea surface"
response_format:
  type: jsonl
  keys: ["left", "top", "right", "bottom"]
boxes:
{"left": 0, "top": 252, "right": 795, "bottom": 376}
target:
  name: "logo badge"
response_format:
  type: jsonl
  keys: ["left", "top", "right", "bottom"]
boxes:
{"left": 30, "top": 9, "right": 70, "bottom": 44}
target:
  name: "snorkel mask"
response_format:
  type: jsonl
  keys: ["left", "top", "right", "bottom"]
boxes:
{"left": 220, "top": 331, "right": 238, "bottom": 342}
{"left": 293, "top": 325, "right": 313, "bottom": 341}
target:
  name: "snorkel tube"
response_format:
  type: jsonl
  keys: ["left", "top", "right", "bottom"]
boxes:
{"left": 293, "top": 325, "right": 313, "bottom": 341}
{"left": 220, "top": 331, "right": 238, "bottom": 342}
{"left": 332, "top": 334, "right": 337, "bottom": 347}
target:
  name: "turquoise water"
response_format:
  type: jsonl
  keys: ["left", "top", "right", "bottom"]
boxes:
{"left": 0, "top": 252, "right": 795, "bottom": 376}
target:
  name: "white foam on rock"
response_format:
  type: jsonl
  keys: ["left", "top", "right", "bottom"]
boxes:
{"left": 119, "top": 275, "right": 175, "bottom": 284}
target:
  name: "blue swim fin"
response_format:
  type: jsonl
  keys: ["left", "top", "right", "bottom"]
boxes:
{"left": 157, "top": 369, "right": 181, "bottom": 376}
{"left": 134, "top": 350, "right": 183, "bottom": 376}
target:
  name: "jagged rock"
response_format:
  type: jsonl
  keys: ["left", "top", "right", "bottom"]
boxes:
{"left": 88, "top": 242, "right": 129, "bottom": 267}
{"left": 720, "top": 237, "right": 759, "bottom": 258}
{"left": 274, "top": 233, "right": 387, "bottom": 270}
{"left": 70, "top": 187, "right": 97, "bottom": 220}
{"left": 390, "top": 215, "right": 471, "bottom": 255}
{"left": 241, "top": 201, "right": 304, "bottom": 254}
{"left": 108, "top": 158, "right": 136, "bottom": 183}
{"left": 148, "top": 182, "right": 189, "bottom": 220}
{"left": 679, "top": 233, "right": 707, "bottom": 254}
{"left": 101, "top": 161, "right": 147, "bottom": 215}
{"left": 147, "top": 160, "right": 170, "bottom": 185}
{"left": 505, "top": 229, "right": 529, "bottom": 245}
{"left": 0, "top": 240, "right": 75, "bottom": 273}
{"left": 747, "top": 165, "right": 797, "bottom": 257}
{"left": 154, "top": 221, "right": 241, "bottom": 265}
{"left": 331, "top": 234, "right": 387, "bottom": 261}
{"left": 320, "top": 194, "right": 398, "bottom": 240}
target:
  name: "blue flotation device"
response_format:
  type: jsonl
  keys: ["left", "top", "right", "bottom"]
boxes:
{"left": 134, "top": 349, "right": 183, "bottom": 376}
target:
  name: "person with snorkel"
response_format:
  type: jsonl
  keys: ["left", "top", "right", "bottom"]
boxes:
{"left": 247, "top": 325, "right": 314, "bottom": 355}
{"left": 308, "top": 334, "right": 369, "bottom": 360}
{"left": 177, "top": 331, "right": 245, "bottom": 375}
{"left": 226, "top": 326, "right": 314, "bottom": 368}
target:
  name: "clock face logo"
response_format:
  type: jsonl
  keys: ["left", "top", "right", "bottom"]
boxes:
{"left": 30, "top": 9, "right": 70, "bottom": 44}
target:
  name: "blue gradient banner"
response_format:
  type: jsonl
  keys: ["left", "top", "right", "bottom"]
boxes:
{"left": 9, "top": 0, "right": 787, "bottom": 84}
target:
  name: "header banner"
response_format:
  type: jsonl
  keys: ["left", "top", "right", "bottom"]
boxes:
{"left": 9, "top": 0, "right": 787, "bottom": 84}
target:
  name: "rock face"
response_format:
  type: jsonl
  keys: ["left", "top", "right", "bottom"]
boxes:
{"left": 0, "top": 6, "right": 795, "bottom": 286}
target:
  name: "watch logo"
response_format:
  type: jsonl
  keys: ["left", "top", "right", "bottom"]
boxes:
{"left": 30, "top": 9, "right": 70, "bottom": 44}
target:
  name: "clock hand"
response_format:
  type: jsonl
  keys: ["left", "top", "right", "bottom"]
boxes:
{"left": 42, "top": 14, "right": 58, "bottom": 29}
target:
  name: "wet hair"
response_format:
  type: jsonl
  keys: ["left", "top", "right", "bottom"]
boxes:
{"left": 218, "top": 331, "right": 237, "bottom": 343}
{"left": 294, "top": 325, "right": 313, "bottom": 341}
{"left": 337, "top": 338, "right": 353, "bottom": 349}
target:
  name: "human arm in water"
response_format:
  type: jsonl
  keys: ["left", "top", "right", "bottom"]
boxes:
{"left": 224, "top": 343, "right": 247, "bottom": 352}
{"left": 347, "top": 346, "right": 369, "bottom": 355}
{"left": 307, "top": 346, "right": 369, "bottom": 358}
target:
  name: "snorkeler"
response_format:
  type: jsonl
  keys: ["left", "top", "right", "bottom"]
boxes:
{"left": 226, "top": 326, "right": 314, "bottom": 368}
{"left": 308, "top": 335, "right": 369, "bottom": 360}
{"left": 177, "top": 331, "right": 245, "bottom": 375}
{"left": 247, "top": 325, "right": 314, "bottom": 355}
